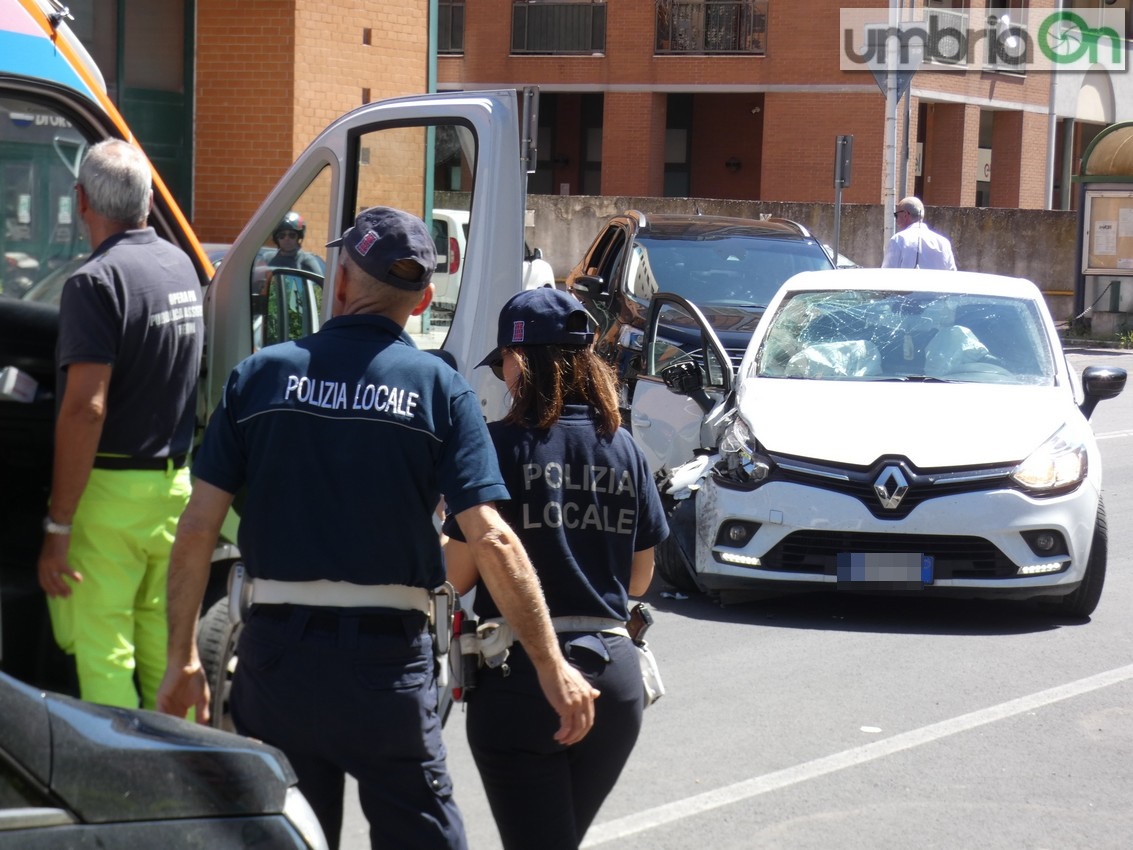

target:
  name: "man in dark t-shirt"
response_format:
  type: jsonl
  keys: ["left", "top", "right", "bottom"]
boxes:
{"left": 37, "top": 139, "right": 204, "bottom": 711}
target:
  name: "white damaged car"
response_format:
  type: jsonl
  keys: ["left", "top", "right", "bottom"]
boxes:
{"left": 629, "top": 269, "right": 1126, "bottom": 616}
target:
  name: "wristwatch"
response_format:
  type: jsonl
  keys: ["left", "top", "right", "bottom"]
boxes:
{"left": 42, "top": 517, "right": 73, "bottom": 535}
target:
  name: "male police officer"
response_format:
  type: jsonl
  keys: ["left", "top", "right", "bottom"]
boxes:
{"left": 157, "top": 206, "right": 597, "bottom": 850}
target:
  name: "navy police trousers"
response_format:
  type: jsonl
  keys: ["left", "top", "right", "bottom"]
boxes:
{"left": 232, "top": 605, "right": 466, "bottom": 850}
{"left": 467, "top": 631, "right": 644, "bottom": 849}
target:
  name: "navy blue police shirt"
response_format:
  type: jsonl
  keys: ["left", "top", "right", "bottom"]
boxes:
{"left": 446, "top": 404, "right": 668, "bottom": 622}
{"left": 192, "top": 314, "right": 509, "bottom": 588}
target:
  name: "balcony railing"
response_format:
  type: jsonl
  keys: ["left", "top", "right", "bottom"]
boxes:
{"left": 924, "top": 7, "right": 1031, "bottom": 76}
{"left": 924, "top": 7, "right": 968, "bottom": 68}
{"left": 439, "top": 0, "right": 465, "bottom": 54}
{"left": 656, "top": 0, "right": 767, "bottom": 55}
{"left": 512, "top": 1, "right": 607, "bottom": 55}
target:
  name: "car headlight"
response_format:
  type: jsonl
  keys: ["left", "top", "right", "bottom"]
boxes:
{"left": 284, "top": 786, "right": 330, "bottom": 850}
{"left": 715, "top": 413, "right": 772, "bottom": 487}
{"left": 1011, "top": 425, "right": 1088, "bottom": 494}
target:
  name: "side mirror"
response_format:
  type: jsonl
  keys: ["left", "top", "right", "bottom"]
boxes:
{"left": 662, "top": 361, "right": 714, "bottom": 413}
{"left": 662, "top": 361, "right": 702, "bottom": 394}
{"left": 529, "top": 246, "right": 544, "bottom": 261}
{"left": 1079, "top": 365, "right": 1126, "bottom": 419}
{"left": 259, "top": 268, "right": 324, "bottom": 347}
{"left": 571, "top": 274, "right": 607, "bottom": 297}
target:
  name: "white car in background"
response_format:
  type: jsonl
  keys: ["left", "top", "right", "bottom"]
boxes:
{"left": 431, "top": 208, "right": 554, "bottom": 312}
{"left": 431, "top": 208, "right": 468, "bottom": 311}
{"left": 631, "top": 269, "right": 1126, "bottom": 617}
{"left": 522, "top": 243, "right": 555, "bottom": 289}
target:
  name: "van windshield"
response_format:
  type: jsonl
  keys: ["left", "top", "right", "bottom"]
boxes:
{"left": 0, "top": 95, "right": 92, "bottom": 298}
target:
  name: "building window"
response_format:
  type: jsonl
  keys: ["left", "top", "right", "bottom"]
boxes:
{"left": 984, "top": 2, "right": 1027, "bottom": 76}
{"left": 511, "top": 1, "right": 607, "bottom": 55}
{"left": 921, "top": 2, "right": 1027, "bottom": 76}
{"left": 923, "top": 1, "right": 971, "bottom": 68}
{"left": 655, "top": 0, "right": 768, "bottom": 55}
{"left": 439, "top": 0, "right": 465, "bottom": 54}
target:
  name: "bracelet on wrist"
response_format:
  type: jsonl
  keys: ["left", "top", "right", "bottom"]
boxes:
{"left": 43, "top": 517, "right": 73, "bottom": 535}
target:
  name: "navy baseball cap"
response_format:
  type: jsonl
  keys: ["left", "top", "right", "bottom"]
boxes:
{"left": 477, "top": 287, "right": 594, "bottom": 368}
{"left": 326, "top": 206, "right": 435, "bottom": 291}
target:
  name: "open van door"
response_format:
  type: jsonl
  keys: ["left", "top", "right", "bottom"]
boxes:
{"left": 197, "top": 91, "right": 532, "bottom": 729}
{"left": 204, "top": 91, "right": 529, "bottom": 425}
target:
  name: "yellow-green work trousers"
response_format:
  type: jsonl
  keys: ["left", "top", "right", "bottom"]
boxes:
{"left": 47, "top": 465, "right": 192, "bottom": 709}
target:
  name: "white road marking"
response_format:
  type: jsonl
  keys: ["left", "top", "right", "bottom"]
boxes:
{"left": 1096, "top": 429, "right": 1133, "bottom": 440}
{"left": 583, "top": 664, "right": 1133, "bottom": 846}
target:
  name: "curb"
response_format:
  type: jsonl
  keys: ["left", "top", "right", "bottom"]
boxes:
{"left": 1061, "top": 339, "right": 1127, "bottom": 352}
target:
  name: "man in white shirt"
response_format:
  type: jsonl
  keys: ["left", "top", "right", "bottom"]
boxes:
{"left": 883, "top": 196, "right": 957, "bottom": 270}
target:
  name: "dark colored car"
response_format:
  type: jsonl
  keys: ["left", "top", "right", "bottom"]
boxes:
{"left": 0, "top": 670, "right": 327, "bottom": 848}
{"left": 565, "top": 211, "right": 836, "bottom": 405}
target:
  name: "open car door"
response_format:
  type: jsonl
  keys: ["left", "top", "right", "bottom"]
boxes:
{"left": 204, "top": 90, "right": 530, "bottom": 423}
{"left": 629, "top": 293, "right": 735, "bottom": 474}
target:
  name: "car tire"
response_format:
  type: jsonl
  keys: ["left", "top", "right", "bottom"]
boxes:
{"left": 656, "top": 529, "right": 700, "bottom": 594}
{"left": 196, "top": 597, "right": 241, "bottom": 732}
{"left": 1056, "top": 501, "right": 1107, "bottom": 618}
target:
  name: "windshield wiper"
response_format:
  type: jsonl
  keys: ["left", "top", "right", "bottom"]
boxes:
{"left": 878, "top": 374, "right": 953, "bottom": 383}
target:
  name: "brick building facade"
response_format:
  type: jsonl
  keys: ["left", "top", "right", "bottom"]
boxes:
{"left": 438, "top": 0, "right": 1132, "bottom": 215}
{"left": 71, "top": 0, "right": 1132, "bottom": 241}
{"left": 193, "top": 0, "right": 431, "bottom": 242}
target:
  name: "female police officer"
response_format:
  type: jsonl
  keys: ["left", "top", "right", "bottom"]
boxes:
{"left": 444, "top": 287, "right": 668, "bottom": 850}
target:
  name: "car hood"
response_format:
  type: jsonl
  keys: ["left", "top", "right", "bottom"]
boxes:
{"left": 737, "top": 379, "right": 1077, "bottom": 467}
{"left": 658, "top": 302, "right": 763, "bottom": 351}
{"left": 699, "top": 302, "right": 765, "bottom": 330}
{"left": 0, "top": 673, "right": 296, "bottom": 823}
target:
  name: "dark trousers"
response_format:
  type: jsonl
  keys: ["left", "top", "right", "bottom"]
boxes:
{"left": 467, "top": 632, "right": 644, "bottom": 850}
{"left": 231, "top": 606, "right": 467, "bottom": 850}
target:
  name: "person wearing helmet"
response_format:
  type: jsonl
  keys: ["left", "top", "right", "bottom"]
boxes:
{"left": 266, "top": 211, "right": 323, "bottom": 275}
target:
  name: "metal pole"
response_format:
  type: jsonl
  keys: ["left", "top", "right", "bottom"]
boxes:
{"left": 900, "top": 87, "right": 911, "bottom": 200}
{"left": 1073, "top": 180, "right": 1087, "bottom": 322}
{"left": 1043, "top": 0, "right": 1064, "bottom": 209}
{"left": 1060, "top": 118, "right": 1076, "bottom": 210}
{"left": 899, "top": 0, "right": 912, "bottom": 200}
{"left": 833, "top": 184, "right": 843, "bottom": 266}
{"left": 884, "top": 0, "right": 899, "bottom": 244}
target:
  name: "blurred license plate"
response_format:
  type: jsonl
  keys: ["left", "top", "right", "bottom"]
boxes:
{"left": 836, "top": 553, "right": 933, "bottom": 587}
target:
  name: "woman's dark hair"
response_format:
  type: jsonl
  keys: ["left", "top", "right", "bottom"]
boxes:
{"left": 503, "top": 344, "right": 621, "bottom": 436}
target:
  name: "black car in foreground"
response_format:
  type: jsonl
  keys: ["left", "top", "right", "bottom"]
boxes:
{"left": 565, "top": 211, "right": 836, "bottom": 405}
{"left": 0, "top": 670, "right": 327, "bottom": 848}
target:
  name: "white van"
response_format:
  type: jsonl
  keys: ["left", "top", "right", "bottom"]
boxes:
{"left": 1, "top": 0, "right": 537, "bottom": 722}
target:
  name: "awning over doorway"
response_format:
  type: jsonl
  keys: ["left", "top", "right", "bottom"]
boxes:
{"left": 1081, "top": 122, "right": 1133, "bottom": 180}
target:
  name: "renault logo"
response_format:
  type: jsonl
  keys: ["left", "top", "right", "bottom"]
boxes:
{"left": 874, "top": 466, "right": 909, "bottom": 510}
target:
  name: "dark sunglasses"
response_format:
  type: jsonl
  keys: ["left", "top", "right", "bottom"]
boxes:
{"left": 490, "top": 363, "right": 504, "bottom": 381}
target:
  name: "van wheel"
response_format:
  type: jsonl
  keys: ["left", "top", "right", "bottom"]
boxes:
{"left": 197, "top": 597, "right": 241, "bottom": 731}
